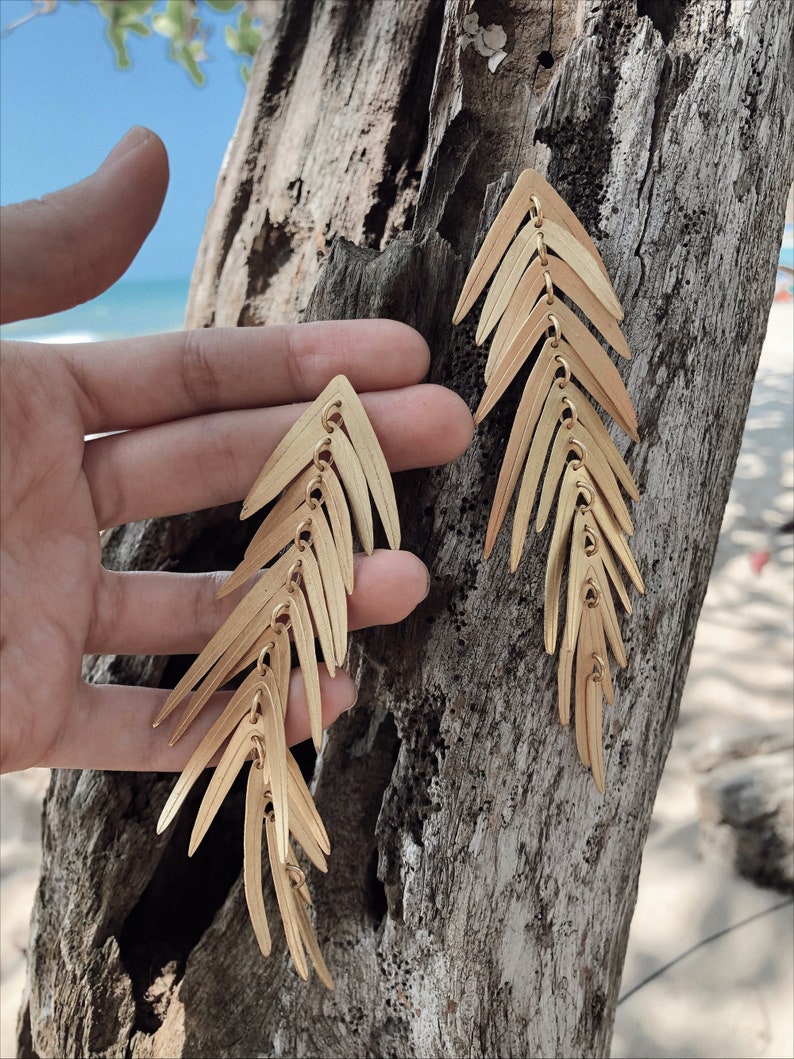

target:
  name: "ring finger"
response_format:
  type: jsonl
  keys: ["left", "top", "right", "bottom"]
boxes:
{"left": 88, "top": 549, "right": 430, "bottom": 656}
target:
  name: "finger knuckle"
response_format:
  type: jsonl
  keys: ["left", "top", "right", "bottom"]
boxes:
{"left": 180, "top": 331, "right": 221, "bottom": 412}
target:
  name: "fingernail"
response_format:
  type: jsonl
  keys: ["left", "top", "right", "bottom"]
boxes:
{"left": 422, "top": 564, "right": 431, "bottom": 600}
{"left": 99, "top": 127, "right": 150, "bottom": 170}
{"left": 345, "top": 688, "right": 359, "bottom": 712}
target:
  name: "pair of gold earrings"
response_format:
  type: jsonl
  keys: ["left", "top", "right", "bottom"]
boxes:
{"left": 153, "top": 168, "right": 643, "bottom": 987}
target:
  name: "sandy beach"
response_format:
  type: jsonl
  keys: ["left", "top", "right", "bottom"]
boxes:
{"left": 0, "top": 767, "right": 49, "bottom": 1059}
{"left": 1, "top": 299, "right": 791, "bottom": 1058}
{"left": 613, "top": 298, "right": 793, "bottom": 1059}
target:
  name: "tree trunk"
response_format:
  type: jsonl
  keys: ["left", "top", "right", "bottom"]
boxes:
{"left": 20, "top": 1, "right": 793, "bottom": 1056}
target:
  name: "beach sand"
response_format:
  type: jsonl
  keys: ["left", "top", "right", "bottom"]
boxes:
{"left": 1, "top": 768, "right": 50, "bottom": 1058}
{"left": 612, "top": 299, "right": 793, "bottom": 1059}
{"left": 1, "top": 302, "right": 791, "bottom": 1058}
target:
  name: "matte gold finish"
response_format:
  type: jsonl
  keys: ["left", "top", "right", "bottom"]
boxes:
{"left": 453, "top": 168, "right": 614, "bottom": 324}
{"left": 455, "top": 168, "right": 643, "bottom": 792}
{"left": 482, "top": 253, "right": 632, "bottom": 361}
{"left": 244, "top": 763, "right": 273, "bottom": 956}
{"left": 154, "top": 375, "right": 400, "bottom": 986}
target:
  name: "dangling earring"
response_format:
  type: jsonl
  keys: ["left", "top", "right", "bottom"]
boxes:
{"left": 153, "top": 375, "right": 400, "bottom": 986}
{"left": 454, "top": 169, "right": 644, "bottom": 792}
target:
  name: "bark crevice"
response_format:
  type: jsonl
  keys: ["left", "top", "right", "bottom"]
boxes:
{"left": 116, "top": 774, "right": 245, "bottom": 1036}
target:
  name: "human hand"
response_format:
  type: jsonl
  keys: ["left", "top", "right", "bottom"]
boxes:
{"left": 0, "top": 127, "right": 473, "bottom": 774}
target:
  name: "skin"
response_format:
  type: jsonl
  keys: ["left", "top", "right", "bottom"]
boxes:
{"left": 0, "top": 127, "right": 474, "bottom": 774}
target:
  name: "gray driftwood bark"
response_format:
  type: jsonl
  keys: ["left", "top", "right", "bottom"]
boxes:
{"left": 20, "top": 1, "right": 793, "bottom": 1056}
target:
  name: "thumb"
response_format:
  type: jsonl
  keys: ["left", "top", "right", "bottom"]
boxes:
{"left": 0, "top": 127, "right": 169, "bottom": 324}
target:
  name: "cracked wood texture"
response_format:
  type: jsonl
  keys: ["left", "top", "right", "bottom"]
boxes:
{"left": 20, "top": 1, "right": 793, "bottom": 1056}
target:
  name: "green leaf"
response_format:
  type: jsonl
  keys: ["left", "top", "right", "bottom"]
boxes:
{"left": 125, "top": 19, "right": 151, "bottom": 37}
{"left": 123, "top": 0, "right": 156, "bottom": 14}
{"left": 106, "top": 23, "right": 131, "bottom": 68}
{"left": 96, "top": 0, "right": 154, "bottom": 21}
{"left": 181, "top": 45, "right": 205, "bottom": 85}
{"left": 164, "top": 0, "right": 186, "bottom": 32}
{"left": 206, "top": 0, "right": 239, "bottom": 11}
{"left": 151, "top": 12, "right": 180, "bottom": 38}
{"left": 227, "top": 8, "right": 262, "bottom": 57}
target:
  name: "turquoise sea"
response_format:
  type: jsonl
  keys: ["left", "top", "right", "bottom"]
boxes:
{"left": 1, "top": 226, "right": 790, "bottom": 345}
{"left": 0, "top": 277, "right": 191, "bottom": 344}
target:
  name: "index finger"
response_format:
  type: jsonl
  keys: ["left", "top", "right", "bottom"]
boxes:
{"left": 58, "top": 319, "right": 430, "bottom": 434}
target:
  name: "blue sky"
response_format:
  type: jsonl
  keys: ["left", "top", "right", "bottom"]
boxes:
{"left": 0, "top": 0, "right": 248, "bottom": 280}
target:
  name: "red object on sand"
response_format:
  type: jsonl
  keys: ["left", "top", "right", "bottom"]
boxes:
{"left": 749, "top": 549, "right": 771, "bottom": 575}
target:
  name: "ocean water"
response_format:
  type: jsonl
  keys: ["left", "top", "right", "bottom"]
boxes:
{"left": 1, "top": 228, "right": 789, "bottom": 345}
{"left": 0, "top": 277, "right": 191, "bottom": 344}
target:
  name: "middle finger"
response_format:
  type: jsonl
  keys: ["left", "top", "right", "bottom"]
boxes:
{"left": 84, "top": 384, "right": 473, "bottom": 529}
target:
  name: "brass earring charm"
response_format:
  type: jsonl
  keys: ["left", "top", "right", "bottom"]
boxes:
{"left": 154, "top": 375, "right": 400, "bottom": 986}
{"left": 454, "top": 169, "right": 644, "bottom": 792}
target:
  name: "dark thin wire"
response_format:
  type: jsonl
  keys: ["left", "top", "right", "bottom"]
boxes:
{"left": 618, "top": 895, "right": 794, "bottom": 1005}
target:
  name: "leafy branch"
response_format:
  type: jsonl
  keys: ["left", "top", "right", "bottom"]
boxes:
{"left": 4, "top": 0, "right": 266, "bottom": 84}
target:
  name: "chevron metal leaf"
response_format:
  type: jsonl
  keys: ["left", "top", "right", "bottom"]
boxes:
{"left": 154, "top": 375, "right": 400, "bottom": 986}
{"left": 454, "top": 168, "right": 644, "bottom": 793}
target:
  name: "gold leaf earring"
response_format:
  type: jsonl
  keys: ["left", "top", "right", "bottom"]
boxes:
{"left": 153, "top": 375, "right": 401, "bottom": 986}
{"left": 454, "top": 169, "right": 644, "bottom": 793}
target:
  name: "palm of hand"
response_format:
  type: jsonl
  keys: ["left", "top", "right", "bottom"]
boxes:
{"left": 0, "top": 128, "right": 473, "bottom": 773}
{"left": 1, "top": 346, "right": 100, "bottom": 769}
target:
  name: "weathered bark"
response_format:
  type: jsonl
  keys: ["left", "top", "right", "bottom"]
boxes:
{"left": 20, "top": 1, "right": 794, "bottom": 1056}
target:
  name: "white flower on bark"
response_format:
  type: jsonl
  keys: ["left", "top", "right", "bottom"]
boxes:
{"left": 481, "top": 24, "right": 507, "bottom": 51}
{"left": 459, "top": 13, "right": 508, "bottom": 72}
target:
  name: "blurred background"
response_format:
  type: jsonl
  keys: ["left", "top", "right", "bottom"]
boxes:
{"left": 1, "top": 3, "right": 792, "bottom": 1057}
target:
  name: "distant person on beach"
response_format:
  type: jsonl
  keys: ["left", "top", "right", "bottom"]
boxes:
{"left": 0, "top": 127, "right": 474, "bottom": 775}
